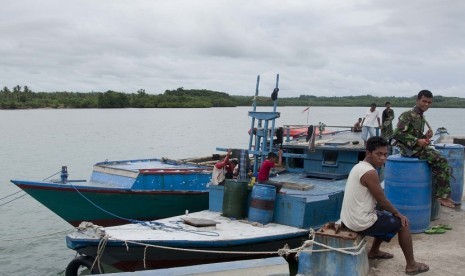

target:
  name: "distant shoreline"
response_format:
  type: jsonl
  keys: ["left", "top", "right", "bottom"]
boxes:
{"left": 2, "top": 88, "right": 465, "bottom": 109}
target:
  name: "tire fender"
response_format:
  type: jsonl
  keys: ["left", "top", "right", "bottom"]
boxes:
{"left": 65, "top": 255, "right": 103, "bottom": 276}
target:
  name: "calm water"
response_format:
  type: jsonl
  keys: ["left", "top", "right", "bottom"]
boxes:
{"left": 1, "top": 106, "right": 464, "bottom": 275}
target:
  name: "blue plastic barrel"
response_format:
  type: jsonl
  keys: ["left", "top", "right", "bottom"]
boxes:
{"left": 384, "top": 155, "right": 431, "bottom": 233}
{"left": 248, "top": 184, "right": 276, "bottom": 224}
{"left": 435, "top": 144, "right": 464, "bottom": 204}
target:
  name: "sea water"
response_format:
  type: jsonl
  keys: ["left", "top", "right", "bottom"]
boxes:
{"left": 1, "top": 106, "right": 464, "bottom": 275}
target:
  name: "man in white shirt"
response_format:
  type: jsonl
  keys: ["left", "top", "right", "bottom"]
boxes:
{"left": 340, "top": 136, "right": 429, "bottom": 275}
{"left": 361, "top": 103, "right": 381, "bottom": 146}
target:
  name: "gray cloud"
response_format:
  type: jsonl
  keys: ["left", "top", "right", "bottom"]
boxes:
{"left": 1, "top": 0, "right": 464, "bottom": 97}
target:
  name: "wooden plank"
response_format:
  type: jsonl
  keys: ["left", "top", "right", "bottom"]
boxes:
{"left": 268, "top": 181, "right": 314, "bottom": 191}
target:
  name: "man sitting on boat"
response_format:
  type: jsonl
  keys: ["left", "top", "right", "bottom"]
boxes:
{"left": 340, "top": 136, "right": 429, "bottom": 275}
{"left": 211, "top": 149, "right": 238, "bottom": 185}
{"left": 257, "top": 150, "right": 283, "bottom": 191}
{"left": 352, "top": 118, "right": 362, "bottom": 132}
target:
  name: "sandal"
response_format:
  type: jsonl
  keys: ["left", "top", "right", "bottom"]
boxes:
{"left": 405, "top": 262, "right": 429, "bottom": 275}
{"left": 432, "top": 224, "right": 452, "bottom": 230}
{"left": 368, "top": 251, "right": 394, "bottom": 259}
{"left": 424, "top": 227, "right": 446, "bottom": 234}
{"left": 438, "top": 198, "right": 455, "bottom": 208}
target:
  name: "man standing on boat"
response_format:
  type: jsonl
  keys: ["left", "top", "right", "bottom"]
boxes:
{"left": 211, "top": 149, "right": 238, "bottom": 185}
{"left": 381, "top": 101, "right": 395, "bottom": 140}
{"left": 340, "top": 136, "right": 429, "bottom": 275}
{"left": 392, "top": 90, "right": 455, "bottom": 208}
{"left": 361, "top": 103, "right": 381, "bottom": 147}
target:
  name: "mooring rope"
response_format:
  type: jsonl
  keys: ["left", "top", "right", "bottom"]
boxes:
{"left": 0, "top": 229, "right": 73, "bottom": 242}
{"left": 296, "top": 237, "right": 367, "bottom": 256}
{"left": 1, "top": 170, "right": 63, "bottom": 207}
{"left": 91, "top": 234, "right": 109, "bottom": 272}
{"left": 42, "top": 170, "right": 61, "bottom": 181}
{"left": 70, "top": 183, "right": 220, "bottom": 236}
{"left": 69, "top": 182, "right": 146, "bottom": 223}
{"left": 0, "top": 193, "right": 28, "bottom": 207}
{"left": 0, "top": 190, "right": 24, "bottom": 201}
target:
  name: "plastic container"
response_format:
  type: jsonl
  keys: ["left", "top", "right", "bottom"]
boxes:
{"left": 384, "top": 155, "right": 431, "bottom": 233}
{"left": 248, "top": 184, "right": 276, "bottom": 224}
{"left": 222, "top": 180, "right": 249, "bottom": 219}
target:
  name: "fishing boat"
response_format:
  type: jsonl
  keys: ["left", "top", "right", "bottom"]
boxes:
{"left": 10, "top": 157, "right": 216, "bottom": 227}
{"left": 64, "top": 75, "right": 368, "bottom": 274}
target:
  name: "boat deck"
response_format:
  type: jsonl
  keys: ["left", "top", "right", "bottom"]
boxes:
{"left": 68, "top": 210, "right": 310, "bottom": 247}
{"left": 284, "top": 130, "right": 366, "bottom": 151}
{"left": 272, "top": 173, "right": 346, "bottom": 198}
{"left": 95, "top": 158, "right": 211, "bottom": 173}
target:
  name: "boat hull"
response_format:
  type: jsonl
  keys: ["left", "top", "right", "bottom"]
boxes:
{"left": 68, "top": 234, "right": 307, "bottom": 271}
{"left": 13, "top": 181, "right": 209, "bottom": 226}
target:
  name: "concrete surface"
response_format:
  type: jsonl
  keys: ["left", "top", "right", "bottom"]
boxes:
{"left": 367, "top": 202, "right": 465, "bottom": 276}
{"left": 106, "top": 257, "right": 290, "bottom": 276}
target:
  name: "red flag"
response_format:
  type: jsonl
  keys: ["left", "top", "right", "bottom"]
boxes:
{"left": 301, "top": 107, "right": 309, "bottom": 113}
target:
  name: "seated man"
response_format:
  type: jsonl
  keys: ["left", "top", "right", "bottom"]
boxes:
{"left": 211, "top": 149, "right": 238, "bottom": 185}
{"left": 393, "top": 89, "right": 454, "bottom": 208}
{"left": 340, "top": 136, "right": 429, "bottom": 275}
{"left": 257, "top": 150, "right": 283, "bottom": 191}
{"left": 352, "top": 117, "right": 362, "bottom": 132}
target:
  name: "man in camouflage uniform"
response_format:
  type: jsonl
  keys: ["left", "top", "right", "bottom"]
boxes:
{"left": 393, "top": 90, "right": 455, "bottom": 208}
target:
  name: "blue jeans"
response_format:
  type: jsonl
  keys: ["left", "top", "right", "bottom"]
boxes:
{"left": 362, "top": 126, "right": 376, "bottom": 141}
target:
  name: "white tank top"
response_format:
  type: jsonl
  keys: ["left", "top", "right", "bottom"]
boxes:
{"left": 340, "top": 161, "right": 378, "bottom": 231}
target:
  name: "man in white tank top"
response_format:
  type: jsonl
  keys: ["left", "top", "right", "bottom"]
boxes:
{"left": 340, "top": 136, "right": 429, "bottom": 275}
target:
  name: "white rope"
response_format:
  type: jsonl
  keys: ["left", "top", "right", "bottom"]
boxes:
{"left": 77, "top": 221, "right": 106, "bottom": 238}
{"left": 91, "top": 234, "right": 109, "bottom": 272}
{"left": 143, "top": 246, "right": 148, "bottom": 269}
{"left": 91, "top": 233, "right": 365, "bottom": 257}
{"left": 311, "top": 239, "right": 366, "bottom": 255}
{"left": 118, "top": 238, "right": 281, "bottom": 255}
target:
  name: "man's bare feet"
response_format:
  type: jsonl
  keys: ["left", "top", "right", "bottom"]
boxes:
{"left": 438, "top": 198, "right": 455, "bottom": 208}
{"left": 405, "top": 262, "right": 429, "bottom": 275}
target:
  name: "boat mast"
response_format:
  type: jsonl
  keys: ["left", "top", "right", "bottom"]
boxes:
{"left": 248, "top": 74, "right": 281, "bottom": 174}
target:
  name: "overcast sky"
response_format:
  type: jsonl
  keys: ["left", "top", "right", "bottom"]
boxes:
{"left": 2, "top": 0, "right": 465, "bottom": 97}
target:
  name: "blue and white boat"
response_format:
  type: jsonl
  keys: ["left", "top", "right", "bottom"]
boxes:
{"left": 64, "top": 75, "right": 367, "bottom": 274}
{"left": 11, "top": 157, "right": 213, "bottom": 227}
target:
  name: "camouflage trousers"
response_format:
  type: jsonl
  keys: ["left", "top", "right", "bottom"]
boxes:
{"left": 415, "top": 147, "right": 452, "bottom": 198}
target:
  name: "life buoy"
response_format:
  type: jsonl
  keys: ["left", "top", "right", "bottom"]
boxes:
{"left": 65, "top": 255, "right": 103, "bottom": 276}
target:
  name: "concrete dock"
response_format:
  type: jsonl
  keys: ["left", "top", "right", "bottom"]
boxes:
{"left": 367, "top": 202, "right": 465, "bottom": 276}
{"left": 106, "top": 256, "right": 290, "bottom": 275}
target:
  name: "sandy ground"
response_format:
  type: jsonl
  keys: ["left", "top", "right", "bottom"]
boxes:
{"left": 367, "top": 202, "right": 465, "bottom": 276}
